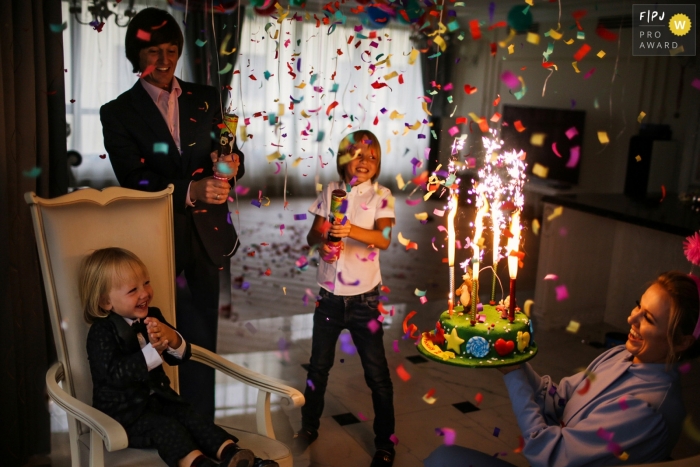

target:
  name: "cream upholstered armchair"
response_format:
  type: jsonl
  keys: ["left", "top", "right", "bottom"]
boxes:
{"left": 26, "top": 186, "right": 303, "bottom": 467}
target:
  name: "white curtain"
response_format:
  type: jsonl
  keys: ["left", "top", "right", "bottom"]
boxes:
{"left": 230, "top": 11, "right": 429, "bottom": 195}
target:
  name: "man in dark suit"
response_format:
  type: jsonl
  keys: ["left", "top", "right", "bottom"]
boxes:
{"left": 100, "top": 8, "right": 242, "bottom": 419}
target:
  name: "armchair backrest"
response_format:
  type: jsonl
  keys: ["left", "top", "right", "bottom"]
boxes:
{"left": 26, "top": 186, "right": 178, "bottom": 436}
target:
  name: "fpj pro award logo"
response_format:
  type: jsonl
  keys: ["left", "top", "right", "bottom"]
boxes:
{"left": 633, "top": 4, "right": 695, "bottom": 56}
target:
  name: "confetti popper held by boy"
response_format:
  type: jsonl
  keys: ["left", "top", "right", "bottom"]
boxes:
{"left": 295, "top": 130, "right": 397, "bottom": 467}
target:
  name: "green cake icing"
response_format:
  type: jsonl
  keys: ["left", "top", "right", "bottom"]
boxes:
{"left": 417, "top": 304, "right": 538, "bottom": 368}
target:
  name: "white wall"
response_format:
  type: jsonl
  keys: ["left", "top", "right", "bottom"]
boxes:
{"left": 440, "top": 1, "right": 700, "bottom": 194}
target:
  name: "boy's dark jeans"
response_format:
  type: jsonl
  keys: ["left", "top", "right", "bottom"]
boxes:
{"left": 301, "top": 285, "right": 396, "bottom": 452}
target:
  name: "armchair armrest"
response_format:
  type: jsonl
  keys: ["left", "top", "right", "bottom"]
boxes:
{"left": 190, "top": 345, "right": 305, "bottom": 438}
{"left": 46, "top": 361, "right": 128, "bottom": 452}
{"left": 190, "top": 345, "right": 304, "bottom": 408}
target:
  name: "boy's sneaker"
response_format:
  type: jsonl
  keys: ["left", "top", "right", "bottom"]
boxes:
{"left": 220, "top": 444, "right": 255, "bottom": 467}
{"left": 291, "top": 429, "right": 318, "bottom": 456}
{"left": 370, "top": 449, "right": 394, "bottom": 467}
{"left": 252, "top": 458, "right": 279, "bottom": 467}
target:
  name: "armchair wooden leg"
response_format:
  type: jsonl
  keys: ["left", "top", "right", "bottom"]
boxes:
{"left": 256, "top": 391, "right": 275, "bottom": 439}
{"left": 67, "top": 416, "right": 82, "bottom": 467}
{"left": 89, "top": 429, "right": 104, "bottom": 467}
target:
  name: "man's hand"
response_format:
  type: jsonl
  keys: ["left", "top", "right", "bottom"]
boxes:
{"left": 210, "top": 150, "right": 240, "bottom": 180}
{"left": 190, "top": 176, "right": 230, "bottom": 205}
{"left": 145, "top": 317, "right": 182, "bottom": 350}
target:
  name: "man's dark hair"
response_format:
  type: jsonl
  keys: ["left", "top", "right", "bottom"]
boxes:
{"left": 125, "top": 8, "right": 183, "bottom": 73}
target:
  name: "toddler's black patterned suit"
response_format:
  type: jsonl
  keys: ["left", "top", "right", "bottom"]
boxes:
{"left": 87, "top": 307, "right": 235, "bottom": 467}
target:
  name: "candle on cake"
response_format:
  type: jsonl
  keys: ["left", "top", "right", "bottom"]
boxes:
{"left": 447, "top": 190, "right": 458, "bottom": 315}
{"left": 470, "top": 192, "right": 489, "bottom": 325}
{"left": 506, "top": 209, "right": 521, "bottom": 322}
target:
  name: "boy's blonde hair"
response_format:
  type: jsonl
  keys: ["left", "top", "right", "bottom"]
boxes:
{"left": 336, "top": 130, "right": 382, "bottom": 182}
{"left": 79, "top": 247, "right": 149, "bottom": 324}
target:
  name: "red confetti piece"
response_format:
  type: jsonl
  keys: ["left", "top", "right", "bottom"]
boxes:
{"left": 136, "top": 29, "right": 151, "bottom": 41}
{"left": 573, "top": 44, "right": 591, "bottom": 62}
{"left": 576, "top": 378, "right": 591, "bottom": 395}
{"left": 398, "top": 74, "right": 404, "bottom": 84}
{"left": 326, "top": 101, "right": 339, "bottom": 115}
{"left": 661, "top": 185, "right": 666, "bottom": 202}
{"left": 514, "top": 120, "right": 526, "bottom": 132}
{"left": 264, "top": 268, "right": 271, "bottom": 276}
{"left": 552, "top": 142, "right": 562, "bottom": 158}
{"left": 464, "top": 84, "right": 477, "bottom": 95}
{"left": 381, "top": 285, "right": 391, "bottom": 293}
{"left": 395, "top": 364, "right": 411, "bottom": 381}
{"left": 493, "top": 94, "right": 501, "bottom": 106}
{"left": 469, "top": 19, "right": 482, "bottom": 40}
{"left": 595, "top": 24, "right": 618, "bottom": 41}
{"left": 475, "top": 393, "right": 483, "bottom": 406}
{"left": 514, "top": 435, "right": 525, "bottom": 453}
{"left": 151, "top": 20, "right": 168, "bottom": 30}
{"left": 140, "top": 64, "right": 156, "bottom": 79}
{"left": 99, "top": 154, "right": 107, "bottom": 159}
{"left": 191, "top": 168, "right": 204, "bottom": 176}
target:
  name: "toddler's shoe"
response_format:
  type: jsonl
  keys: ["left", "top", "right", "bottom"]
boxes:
{"left": 369, "top": 449, "right": 394, "bottom": 467}
{"left": 253, "top": 458, "right": 279, "bottom": 467}
{"left": 221, "top": 444, "right": 255, "bottom": 467}
{"left": 291, "top": 428, "right": 318, "bottom": 456}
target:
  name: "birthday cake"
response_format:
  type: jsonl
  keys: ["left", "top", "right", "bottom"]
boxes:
{"left": 417, "top": 303, "right": 537, "bottom": 367}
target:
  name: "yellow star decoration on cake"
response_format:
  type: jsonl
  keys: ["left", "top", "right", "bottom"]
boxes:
{"left": 669, "top": 13, "right": 692, "bottom": 36}
{"left": 445, "top": 328, "right": 465, "bottom": 353}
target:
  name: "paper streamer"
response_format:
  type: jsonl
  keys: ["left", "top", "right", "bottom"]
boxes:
{"left": 566, "top": 146, "right": 581, "bottom": 168}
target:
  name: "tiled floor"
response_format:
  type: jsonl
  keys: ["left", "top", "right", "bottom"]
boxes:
{"left": 49, "top": 195, "right": 700, "bottom": 466}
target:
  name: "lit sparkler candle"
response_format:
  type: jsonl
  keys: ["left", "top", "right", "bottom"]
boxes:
{"left": 446, "top": 191, "right": 459, "bottom": 315}
{"left": 507, "top": 209, "right": 521, "bottom": 322}
{"left": 470, "top": 192, "right": 489, "bottom": 324}
{"left": 490, "top": 202, "right": 503, "bottom": 304}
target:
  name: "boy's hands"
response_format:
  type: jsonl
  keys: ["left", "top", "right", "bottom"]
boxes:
{"left": 320, "top": 242, "right": 342, "bottom": 264}
{"left": 145, "top": 317, "right": 182, "bottom": 354}
{"left": 328, "top": 220, "right": 352, "bottom": 239}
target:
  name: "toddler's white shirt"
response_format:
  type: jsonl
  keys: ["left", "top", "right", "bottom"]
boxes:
{"left": 309, "top": 180, "right": 394, "bottom": 296}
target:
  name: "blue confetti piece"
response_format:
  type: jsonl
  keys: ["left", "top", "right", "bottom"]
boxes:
{"left": 382, "top": 227, "right": 391, "bottom": 239}
{"left": 153, "top": 142, "right": 169, "bottom": 154}
{"left": 50, "top": 22, "right": 67, "bottom": 33}
{"left": 307, "top": 379, "right": 315, "bottom": 391}
{"left": 316, "top": 131, "right": 325, "bottom": 142}
{"left": 294, "top": 213, "right": 307, "bottom": 221}
{"left": 339, "top": 199, "right": 348, "bottom": 214}
{"left": 226, "top": 212, "right": 232, "bottom": 224}
{"left": 493, "top": 427, "right": 500, "bottom": 437}
{"left": 195, "top": 38, "right": 207, "bottom": 47}
{"left": 241, "top": 281, "right": 250, "bottom": 291}
{"left": 331, "top": 83, "right": 340, "bottom": 92}
{"left": 263, "top": 70, "right": 272, "bottom": 80}
{"left": 251, "top": 199, "right": 262, "bottom": 208}
{"left": 138, "top": 180, "right": 149, "bottom": 186}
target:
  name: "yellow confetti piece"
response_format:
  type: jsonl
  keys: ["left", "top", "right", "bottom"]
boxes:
{"left": 635, "top": 155, "right": 642, "bottom": 162}
{"left": 266, "top": 151, "right": 281, "bottom": 162}
{"left": 637, "top": 111, "right": 646, "bottom": 123}
{"left": 526, "top": 32, "right": 540, "bottom": 45}
{"left": 548, "top": 29, "right": 563, "bottom": 40}
{"left": 219, "top": 33, "right": 237, "bottom": 56}
{"left": 617, "top": 452, "right": 629, "bottom": 461}
{"left": 547, "top": 206, "right": 564, "bottom": 221}
{"left": 239, "top": 125, "right": 247, "bottom": 141}
{"left": 261, "top": 196, "right": 271, "bottom": 207}
{"left": 408, "top": 120, "right": 421, "bottom": 130}
{"left": 301, "top": 110, "right": 311, "bottom": 118}
{"left": 408, "top": 48, "right": 419, "bottom": 65}
{"left": 422, "top": 395, "right": 437, "bottom": 404}
{"left": 384, "top": 71, "right": 398, "bottom": 81}
{"left": 414, "top": 212, "right": 428, "bottom": 221}
{"left": 433, "top": 35, "right": 447, "bottom": 52}
{"left": 292, "top": 158, "right": 303, "bottom": 167}
{"left": 525, "top": 0, "right": 533, "bottom": 5}
{"left": 395, "top": 174, "right": 406, "bottom": 190}
{"left": 390, "top": 110, "right": 405, "bottom": 120}
{"left": 530, "top": 133, "right": 546, "bottom": 147}
{"left": 566, "top": 320, "right": 580, "bottom": 333}
{"left": 278, "top": 103, "right": 285, "bottom": 117}
{"left": 508, "top": 44, "right": 515, "bottom": 54}
{"left": 468, "top": 112, "right": 480, "bottom": 122}
{"left": 597, "top": 131, "right": 610, "bottom": 144}
{"left": 683, "top": 414, "right": 700, "bottom": 442}
{"left": 532, "top": 163, "right": 549, "bottom": 178}
{"left": 339, "top": 154, "right": 353, "bottom": 166}
{"left": 597, "top": 50, "right": 606, "bottom": 58}
{"left": 532, "top": 218, "right": 540, "bottom": 235}
{"left": 283, "top": 286, "right": 286, "bottom": 295}
{"left": 386, "top": 139, "right": 391, "bottom": 154}
{"left": 564, "top": 38, "right": 575, "bottom": 45}
{"left": 423, "top": 190, "right": 434, "bottom": 201}
{"left": 498, "top": 28, "right": 516, "bottom": 48}
{"left": 397, "top": 232, "right": 410, "bottom": 246}
{"left": 572, "top": 61, "right": 580, "bottom": 73}
{"left": 421, "top": 101, "right": 432, "bottom": 116}
{"left": 316, "top": 183, "right": 323, "bottom": 192}
{"left": 670, "top": 45, "right": 684, "bottom": 56}
{"left": 386, "top": 196, "right": 395, "bottom": 209}
{"left": 296, "top": 81, "right": 306, "bottom": 89}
